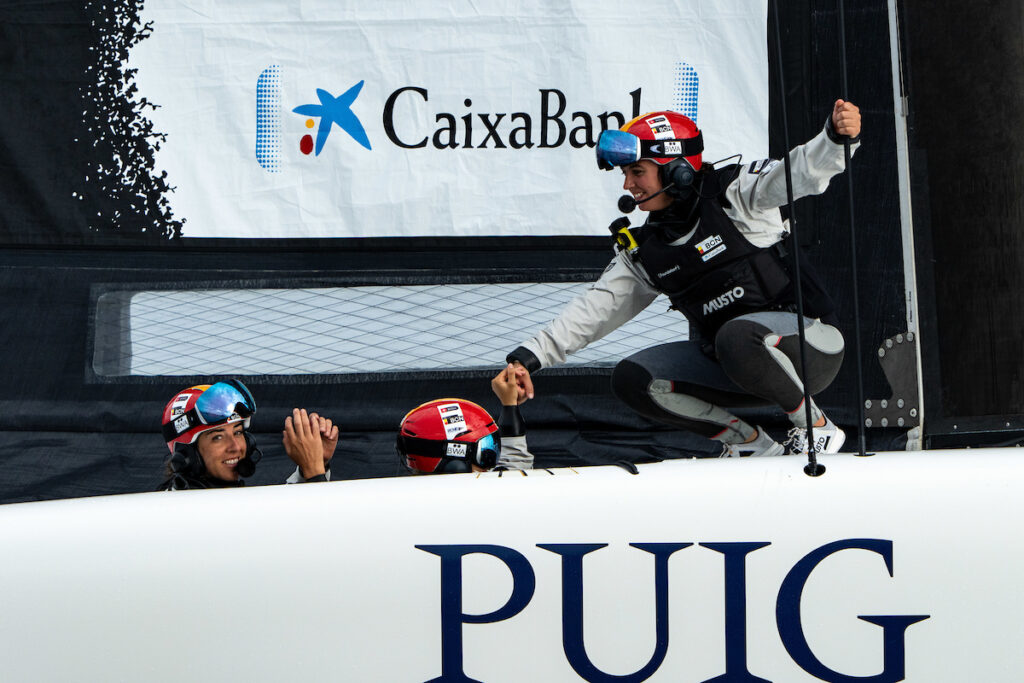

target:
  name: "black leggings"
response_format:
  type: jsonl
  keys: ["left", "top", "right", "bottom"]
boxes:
{"left": 610, "top": 312, "right": 844, "bottom": 441}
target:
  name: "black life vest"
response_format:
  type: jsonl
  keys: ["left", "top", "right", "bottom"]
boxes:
{"left": 631, "top": 166, "right": 835, "bottom": 338}
{"left": 157, "top": 472, "right": 246, "bottom": 491}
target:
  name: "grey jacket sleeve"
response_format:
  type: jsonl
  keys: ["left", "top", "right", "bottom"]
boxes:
{"left": 496, "top": 403, "right": 532, "bottom": 469}
{"left": 285, "top": 466, "right": 332, "bottom": 483}
{"left": 516, "top": 252, "right": 660, "bottom": 370}
{"left": 498, "top": 435, "right": 533, "bottom": 470}
{"left": 724, "top": 123, "right": 861, "bottom": 247}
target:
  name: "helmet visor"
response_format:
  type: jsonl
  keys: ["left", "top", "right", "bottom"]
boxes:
{"left": 194, "top": 380, "right": 256, "bottom": 425}
{"left": 475, "top": 432, "right": 501, "bottom": 468}
{"left": 596, "top": 129, "right": 641, "bottom": 170}
{"left": 597, "top": 129, "right": 705, "bottom": 169}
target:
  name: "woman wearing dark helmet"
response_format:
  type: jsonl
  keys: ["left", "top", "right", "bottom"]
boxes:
{"left": 506, "top": 100, "right": 861, "bottom": 459}
{"left": 158, "top": 380, "right": 338, "bottom": 490}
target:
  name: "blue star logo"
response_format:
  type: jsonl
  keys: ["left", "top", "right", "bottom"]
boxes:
{"left": 292, "top": 81, "right": 372, "bottom": 155}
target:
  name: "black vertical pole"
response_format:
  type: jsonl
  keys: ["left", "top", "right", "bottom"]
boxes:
{"left": 770, "top": 0, "right": 824, "bottom": 477}
{"left": 836, "top": 0, "right": 868, "bottom": 457}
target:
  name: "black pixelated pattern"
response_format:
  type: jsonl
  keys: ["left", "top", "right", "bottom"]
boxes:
{"left": 0, "top": 0, "right": 182, "bottom": 245}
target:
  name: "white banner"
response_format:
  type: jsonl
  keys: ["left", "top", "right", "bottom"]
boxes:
{"left": 129, "top": 0, "right": 769, "bottom": 239}
{"left": 1, "top": 450, "right": 1022, "bottom": 680}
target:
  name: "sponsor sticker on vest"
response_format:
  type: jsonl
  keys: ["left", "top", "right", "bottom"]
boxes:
{"left": 701, "top": 245, "right": 726, "bottom": 261}
{"left": 696, "top": 234, "right": 726, "bottom": 261}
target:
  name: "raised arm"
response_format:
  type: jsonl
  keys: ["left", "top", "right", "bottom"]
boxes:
{"left": 283, "top": 408, "right": 337, "bottom": 483}
{"left": 729, "top": 99, "right": 862, "bottom": 222}
{"left": 491, "top": 364, "right": 533, "bottom": 470}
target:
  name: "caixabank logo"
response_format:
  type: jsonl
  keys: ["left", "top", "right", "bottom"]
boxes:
{"left": 255, "top": 62, "right": 700, "bottom": 173}
{"left": 256, "top": 65, "right": 371, "bottom": 170}
{"left": 293, "top": 81, "right": 372, "bottom": 156}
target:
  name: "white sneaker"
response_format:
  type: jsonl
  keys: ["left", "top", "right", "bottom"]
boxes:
{"left": 784, "top": 417, "right": 846, "bottom": 455}
{"left": 719, "top": 427, "right": 785, "bottom": 458}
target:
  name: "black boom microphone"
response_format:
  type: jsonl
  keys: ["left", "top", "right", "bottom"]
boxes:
{"left": 617, "top": 183, "right": 675, "bottom": 213}
{"left": 618, "top": 194, "right": 638, "bottom": 213}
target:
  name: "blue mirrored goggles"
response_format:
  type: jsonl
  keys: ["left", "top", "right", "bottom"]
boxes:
{"left": 162, "top": 379, "right": 256, "bottom": 443}
{"left": 475, "top": 433, "right": 501, "bottom": 466}
{"left": 595, "top": 129, "right": 705, "bottom": 170}
{"left": 596, "top": 129, "right": 641, "bottom": 170}
{"left": 195, "top": 380, "right": 257, "bottom": 425}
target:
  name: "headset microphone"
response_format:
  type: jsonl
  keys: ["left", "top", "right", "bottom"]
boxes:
{"left": 617, "top": 183, "right": 676, "bottom": 214}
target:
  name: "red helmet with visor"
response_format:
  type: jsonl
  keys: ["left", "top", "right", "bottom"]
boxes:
{"left": 397, "top": 398, "right": 501, "bottom": 473}
{"left": 161, "top": 380, "right": 256, "bottom": 453}
{"left": 595, "top": 111, "right": 704, "bottom": 196}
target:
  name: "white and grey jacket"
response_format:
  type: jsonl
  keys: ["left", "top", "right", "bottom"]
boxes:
{"left": 508, "top": 122, "right": 859, "bottom": 372}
